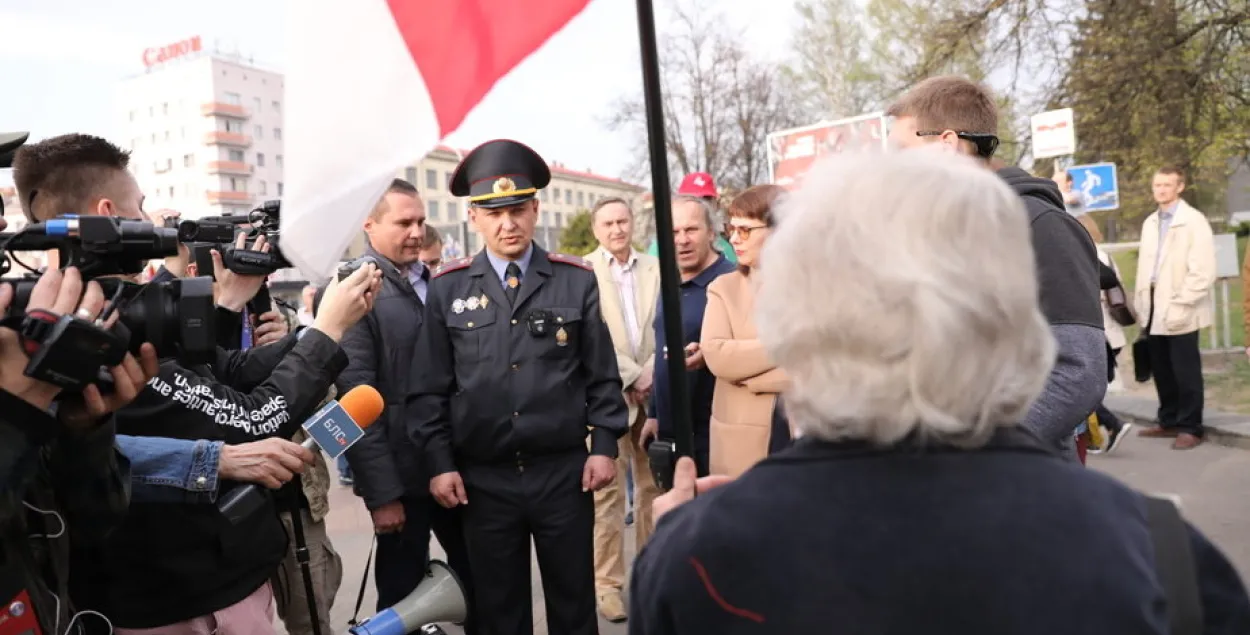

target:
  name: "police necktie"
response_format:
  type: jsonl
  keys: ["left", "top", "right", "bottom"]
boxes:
{"left": 504, "top": 262, "right": 522, "bottom": 306}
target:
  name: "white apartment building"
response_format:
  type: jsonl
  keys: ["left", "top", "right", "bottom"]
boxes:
{"left": 118, "top": 43, "right": 284, "bottom": 220}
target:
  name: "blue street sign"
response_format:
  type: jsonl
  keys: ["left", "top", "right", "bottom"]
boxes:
{"left": 1068, "top": 162, "right": 1119, "bottom": 211}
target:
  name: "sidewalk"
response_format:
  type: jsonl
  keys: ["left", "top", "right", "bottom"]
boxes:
{"left": 1104, "top": 393, "right": 1250, "bottom": 449}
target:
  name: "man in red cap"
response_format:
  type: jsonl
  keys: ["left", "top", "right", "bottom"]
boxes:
{"left": 647, "top": 172, "right": 738, "bottom": 265}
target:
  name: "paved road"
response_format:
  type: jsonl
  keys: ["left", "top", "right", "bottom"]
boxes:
{"left": 295, "top": 435, "right": 1250, "bottom": 635}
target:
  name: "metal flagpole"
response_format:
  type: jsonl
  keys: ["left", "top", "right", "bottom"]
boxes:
{"left": 633, "top": 0, "right": 696, "bottom": 468}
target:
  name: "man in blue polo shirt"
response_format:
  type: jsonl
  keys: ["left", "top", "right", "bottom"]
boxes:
{"left": 641, "top": 195, "right": 736, "bottom": 476}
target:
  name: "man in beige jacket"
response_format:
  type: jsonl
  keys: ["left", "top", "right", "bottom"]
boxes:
{"left": 1134, "top": 166, "right": 1215, "bottom": 450}
{"left": 588, "top": 196, "right": 661, "bottom": 622}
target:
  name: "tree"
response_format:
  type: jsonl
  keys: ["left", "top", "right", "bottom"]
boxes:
{"left": 606, "top": 0, "right": 804, "bottom": 193}
{"left": 558, "top": 210, "right": 597, "bottom": 256}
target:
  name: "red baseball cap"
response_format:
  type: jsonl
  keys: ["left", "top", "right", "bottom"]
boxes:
{"left": 677, "top": 172, "right": 717, "bottom": 198}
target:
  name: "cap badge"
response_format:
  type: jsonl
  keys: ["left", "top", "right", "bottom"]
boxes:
{"left": 493, "top": 177, "right": 517, "bottom": 194}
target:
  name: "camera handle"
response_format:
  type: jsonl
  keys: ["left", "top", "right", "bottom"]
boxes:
{"left": 286, "top": 476, "right": 323, "bottom": 635}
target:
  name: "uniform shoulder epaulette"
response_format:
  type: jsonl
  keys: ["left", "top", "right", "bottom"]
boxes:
{"left": 547, "top": 252, "right": 593, "bottom": 271}
{"left": 432, "top": 257, "right": 472, "bottom": 278}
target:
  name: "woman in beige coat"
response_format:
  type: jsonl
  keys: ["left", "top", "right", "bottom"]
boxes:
{"left": 702, "top": 185, "right": 790, "bottom": 477}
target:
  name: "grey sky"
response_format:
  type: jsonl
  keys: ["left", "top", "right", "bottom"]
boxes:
{"left": 0, "top": 0, "right": 797, "bottom": 187}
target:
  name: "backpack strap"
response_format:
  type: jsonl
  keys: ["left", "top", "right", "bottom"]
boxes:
{"left": 1144, "top": 495, "right": 1204, "bottom": 635}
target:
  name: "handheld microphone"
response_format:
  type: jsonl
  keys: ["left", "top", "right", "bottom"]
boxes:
{"left": 217, "top": 385, "right": 385, "bottom": 524}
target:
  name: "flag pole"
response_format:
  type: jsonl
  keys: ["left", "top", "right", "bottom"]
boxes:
{"left": 633, "top": 0, "right": 696, "bottom": 470}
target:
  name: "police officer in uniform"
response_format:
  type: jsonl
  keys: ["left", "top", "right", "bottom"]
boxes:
{"left": 410, "top": 139, "right": 628, "bottom": 635}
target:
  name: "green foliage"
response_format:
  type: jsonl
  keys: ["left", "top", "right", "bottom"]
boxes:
{"left": 558, "top": 210, "right": 597, "bottom": 256}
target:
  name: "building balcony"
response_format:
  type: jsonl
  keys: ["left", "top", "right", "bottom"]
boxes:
{"left": 201, "top": 102, "right": 250, "bottom": 118}
{"left": 205, "top": 161, "right": 254, "bottom": 175}
{"left": 206, "top": 191, "right": 253, "bottom": 205}
{"left": 203, "top": 132, "right": 252, "bottom": 147}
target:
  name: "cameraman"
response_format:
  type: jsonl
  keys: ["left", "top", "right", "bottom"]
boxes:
{"left": 13, "top": 133, "right": 383, "bottom": 633}
{"left": 0, "top": 266, "right": 159, "bottom": 635}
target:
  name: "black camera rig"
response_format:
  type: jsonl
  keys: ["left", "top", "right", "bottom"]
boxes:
{"left": 0, "top": 215, "right": 216, "bottom": 392}
{"left": 168, "top": 200, "right": 291, "bottom": 277}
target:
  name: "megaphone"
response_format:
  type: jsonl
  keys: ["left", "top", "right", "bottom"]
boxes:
{"left": 350, "top": 560, "right": 467, "bottom": 635}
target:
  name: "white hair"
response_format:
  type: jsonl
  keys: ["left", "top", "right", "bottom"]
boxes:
{"left": 672, "top": 194, "right": 717, "bottom": 230}
{"left": 756, "top": 152, "right": 1056, "bottom": 448}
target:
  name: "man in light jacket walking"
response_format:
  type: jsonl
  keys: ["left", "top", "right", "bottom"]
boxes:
{"left": 1135, "top": 166, "right": 1216, "bottom": 450}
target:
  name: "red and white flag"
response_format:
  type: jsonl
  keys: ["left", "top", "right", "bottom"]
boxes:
{"left": 281, "top": 0, "right": 592, "bottom": 279}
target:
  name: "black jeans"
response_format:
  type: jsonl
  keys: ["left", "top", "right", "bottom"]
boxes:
{"left": 1145, "top": 299, "right": 1205, "bottom": 437}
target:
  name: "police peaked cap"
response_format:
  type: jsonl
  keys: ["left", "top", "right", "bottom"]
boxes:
{"left": 0, "top": 132, "right": 30, "bottom": 169}
{"left": 449, "top": 139, "right": 552, "bottom": 209}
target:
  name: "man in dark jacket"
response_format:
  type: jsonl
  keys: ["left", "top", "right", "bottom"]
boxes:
{"left": 887, "top": 76, "right": 1106, "bottom": 458}
{"left": 338, "top": 178, "right": 475, "bottom": 619}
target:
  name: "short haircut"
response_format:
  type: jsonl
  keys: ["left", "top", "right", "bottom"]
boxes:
{"left": 1156, "top": 165, "right": 1186, "bottom": 184}
{"left": 1065, "top": 171, "right": 1074, "bottom": 184}
{"left": 424, "top": 224, "right": 443, "bottom": 247}
{"left": 370, "top": 178, "right": 420, "bottom": 220}
{"left": 886, "top": 76, "right": 999, "bottom": 136}
{"left": 728, "top": 184, "right": 785, "bottom": 226}
{"left": 12, "top": 133, "right": 131, "bottom": 221}
{"left": 755, "top": 151, "right": 1053, "bottom": 448}
{"left": 671, "top": 194, "right": 716, "bottom": 230}
{"left": 590, "top": 196, "right": 632, "bottom": 223}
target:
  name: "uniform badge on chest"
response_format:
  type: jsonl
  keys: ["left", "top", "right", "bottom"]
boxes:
{"left": 555, "top": 326, "right": 569, "bottom": 347}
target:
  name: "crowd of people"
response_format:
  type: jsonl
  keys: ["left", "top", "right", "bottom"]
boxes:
{"left": 1, "top": 72, "right": 1247, "bottom": 635}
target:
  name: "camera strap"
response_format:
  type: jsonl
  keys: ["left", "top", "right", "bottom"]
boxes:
{"left": 0, "top": 310, "right": 63, "bottom": 357}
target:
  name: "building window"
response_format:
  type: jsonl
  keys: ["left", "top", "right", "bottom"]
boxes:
{"left": 225, "top": 119, "right": 244, "bottom": 133}
{"left": 405, "top": 167, "right": 418, "bottom": 184}
{"left": 257, "top": 153, "right": 266, "bottom": 167}
{"left": 555, "top": 212, "right": 564, "bottom": 227}
{"left": 183, "top": 154, "right": 194, "bottom": 167}
{"left": 542, "top": 211, "right": 551, "bottom": 226}
{"left": 272, "top": 100, "right": 281, "bottom": 112}
{"left": 276, "top": 155, "right": 283, "bottom": 168}
{"left": 577, "top": 191, "right": 584, "bottom": 207}
{"left": 540, "top": 189, "right": 548, "bottom": 202}
{"left": 162, "top": 102, "right": 169, "bottom": 115}
{"left": 273, "top": 127, "right": 282, "bottom": 140}
{"left": 425, "top": 169, "right": 438, "bottom": 190}
{"left": 148, "top": 106, "right": 154, "bottom": 116}
{"left": 181, "top": 127, "right": 187, "bottom": 139}
{"left": 229, "top": 149, "right": 245, "bottom": 162}
{"left": 564, "top": 189, "right": 572, "bottom": 204}
{"left": 168, "top": 186, "right": 175, "bottom": 198}
{"left": 224, "top": 92, "right": 242, "bottom": 105}
{"left": 428, "top": 201, "right": 441, "bottom": 221}
{"left": 185, "top": 184, "right": 193, "bottom": 196}
{"left": 259, "top": 180, "right": 267, "bottom": 195}
{"left": 150, "top": 133, "right": 156, "bottom": 143}
{"left": 253, "top": 97, "right": 262, "bottom": 112}
{"left": 447, "top": 201, "right": 458, "bottom": 221}
{"left": 229, "top": 178, "right": 241, "bottom": 192}
{"left": 254, "top": 125, "right": 263, "bottom": 139}
{"left": 163, "top": 130, "right": 170, "bottom": 141}
{"left": 278, "top": 182, "right": 284, "bottom": 196}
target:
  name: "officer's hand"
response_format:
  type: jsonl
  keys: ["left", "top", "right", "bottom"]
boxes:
{"left": 253, "top": 311, "right": 289, "bottom": 346}
{"left": 431, "top": 471, "right": 468, "bottom": 508}
{"left": 313, "top": 263, "right": 383, "bottom": 342}
{"left": 371, "top": 500, "right": 406, "bottom": 534}
{"left": 653, "top": 457, "right": 734, "bottom": 522}
{"left": 582, "top": 455, "right": 616, "bottom": 492}
{"left": 211, "top": 232, "right": 271, "bottom": 311}
{"left": 640, "top": 418, "right": 659, "bottom": 448}
{"left": 218, "top": 438, "right": 315, "bottom": 489}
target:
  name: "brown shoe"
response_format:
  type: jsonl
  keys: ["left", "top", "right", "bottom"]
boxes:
{"left": 598, "top": 592, "right": 627, "bottom": 622}
{"left": 1172, "top": 433, "right": 1203, "bottom": 450}
{"left": 1139, "top": 426, "right": 1181, "bottom": 439}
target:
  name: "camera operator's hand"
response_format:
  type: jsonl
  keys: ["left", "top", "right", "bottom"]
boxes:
{"left": 218, "top": 437, "right": 316, "bottom": 489}
{"left": 252, "top": 311, "right": 289, "bottom": 347}
{"left": 311, "top": 263, "right": 383, "bottom": 342}
{"left": 211, "top": 232, "right": 270, "bottom": 312}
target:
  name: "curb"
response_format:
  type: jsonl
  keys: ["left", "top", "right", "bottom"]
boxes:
{"left": 1104, "top": 393, "right": 1250, "bottom": 451}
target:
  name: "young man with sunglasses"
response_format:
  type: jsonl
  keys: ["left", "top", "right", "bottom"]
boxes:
{"left": 886, "top": 76, "right": 1105, "bottom": 462}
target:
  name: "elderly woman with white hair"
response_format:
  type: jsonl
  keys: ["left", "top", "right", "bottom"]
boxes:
{"left": 628, "top": 151, "right": 1250, "bottom": 634}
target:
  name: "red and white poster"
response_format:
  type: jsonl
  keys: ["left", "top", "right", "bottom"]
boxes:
{"left": 767, "top": 113, "right": 889, "bottom": 190}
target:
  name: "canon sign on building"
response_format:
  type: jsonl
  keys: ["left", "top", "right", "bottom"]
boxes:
{"left": 142, "top": 36, "right": 203, "bottom": 68}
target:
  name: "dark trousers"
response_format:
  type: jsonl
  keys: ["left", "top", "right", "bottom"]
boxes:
{"left": 374, "top": 494, "right": 477, "bottom": 634}
{"left": 1146, "top": 301, "right": 1205, "bottom": 437}
{"left": 462, "top": 451, "right": 596, "bottom": 635}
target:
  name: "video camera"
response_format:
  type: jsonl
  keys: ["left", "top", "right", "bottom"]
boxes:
{"left": 0, "top": 215, "right": 216, "bottom": 392}
{"left": 169, "top": 200, "right": 290, "bottom": 277}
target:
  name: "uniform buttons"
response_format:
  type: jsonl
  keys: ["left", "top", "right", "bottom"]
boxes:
{"left": 467, "top": 321, "right": 474, "bottom": 328}
{"left": 510, "top": 363, "right": 520, "bottom": 371}
{"left": 512, "top": 411, "right": 520, "bottom": 418}
{"left": 556, "top": 316, "right": 564, "bottom": 323}
{"left": 511, "top": 319, "right": 518, "bottom": 325}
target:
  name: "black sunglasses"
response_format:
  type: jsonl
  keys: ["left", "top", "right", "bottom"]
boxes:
{"left": 915, "top": 130, "right": 1000, "bottom": 159}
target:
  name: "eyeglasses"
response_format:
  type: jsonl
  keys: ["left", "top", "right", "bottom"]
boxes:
{"left": 724, "top": 223, "right": 769, "bottom": 240}
{"left": 915, "top": 130, "right": 1000, "bottom": 159}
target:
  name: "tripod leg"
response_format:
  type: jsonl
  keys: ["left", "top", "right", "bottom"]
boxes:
{"left": 287, "top": 476, "right": 323, "bottom": 635}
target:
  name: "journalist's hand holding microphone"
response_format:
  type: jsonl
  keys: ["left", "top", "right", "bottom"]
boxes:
{"left": 0, "top": 267, "right": 159, "bottom": 423}
{"left": 311, "top": 262, "right": 383, "bottom": 341}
